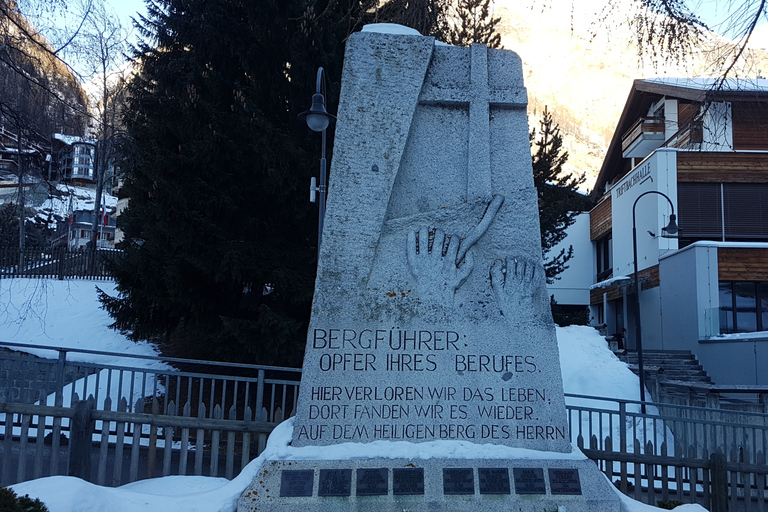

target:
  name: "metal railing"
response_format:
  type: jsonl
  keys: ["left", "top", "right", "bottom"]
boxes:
{"left": 0, "top": 341, "right": 301, "bottom": 486}
{"left": 1, "top": 340, "right": 767, "bottom": 511}
{"left": 566, "top": 393, "right": 768, "bottom": 510}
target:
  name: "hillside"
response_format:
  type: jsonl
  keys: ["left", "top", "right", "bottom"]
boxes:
{"left": 496, "top": 0, "right": 768, "bottom": 188}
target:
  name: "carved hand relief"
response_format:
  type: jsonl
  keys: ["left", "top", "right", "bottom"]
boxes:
{"left": 490, "top": 256, "right": 540, "bottom": 320}
{"left": 405, "top": 195, "right": 506, "bottom": 306}
{"left": 407, "top": 228, "right": 473, "bottom": 305}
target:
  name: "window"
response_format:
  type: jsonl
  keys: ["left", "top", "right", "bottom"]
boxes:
{"left": 679, "top": 182, "right": 768, "bottom": 242}
{"left": 596, "top": 234, "right": 612, "bottom": 282}
{"left": 719, "top": 281, "right": 768, "bottom": 333}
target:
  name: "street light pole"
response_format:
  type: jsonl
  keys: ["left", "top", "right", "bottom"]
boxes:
{"left": 632, "top": 190, "right": 679, "bottom": 414}
{"left": 298, "top": 67, "right": 336, "bottom": 260}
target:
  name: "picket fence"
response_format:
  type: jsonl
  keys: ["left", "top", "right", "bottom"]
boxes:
{"left": 0, "top": 247, "right": 118, "bottom": 280}
{"left": 2, "top": 341, "right": 768, "bottom": 511}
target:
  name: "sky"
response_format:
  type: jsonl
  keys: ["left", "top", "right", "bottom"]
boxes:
{"left": 99, "top": 0, "right": 768, "bottom": 48}
{"left": 108, "top": 0, "right": 146, "bottom": 41}
{"left": 0, "top": 277, "right": 709, "bottom": 512}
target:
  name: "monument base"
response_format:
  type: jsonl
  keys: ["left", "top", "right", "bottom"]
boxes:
{"left": 237, "top": 456, "right": 627, "bottom": 512}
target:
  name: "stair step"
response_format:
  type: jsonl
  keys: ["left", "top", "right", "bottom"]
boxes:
{"left": 622, "top": 349, "right": 715, "bottom": 391}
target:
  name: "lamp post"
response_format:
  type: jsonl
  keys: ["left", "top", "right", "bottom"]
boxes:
{"left": 632, "top": 190, "right": 679, "bottom": 413}
{"left": 298, "top": 67, "right": 336, "bottom": 259}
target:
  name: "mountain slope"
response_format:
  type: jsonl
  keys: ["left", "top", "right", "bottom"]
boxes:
{"left": 496, "top": 0, "right": 768, "bottom": 187}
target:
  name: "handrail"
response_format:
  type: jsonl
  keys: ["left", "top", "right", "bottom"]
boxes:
{"left": 660, "top": 379, "right": 768, "bottom": 394}
{"left": 621, "top": 116, "right": 665, "bottom": 140}
{"left": 564, "top": 391, "right": 768, "bottom": 420}
{"left": 0, "top": 340, "right": 302, "bottom": 374}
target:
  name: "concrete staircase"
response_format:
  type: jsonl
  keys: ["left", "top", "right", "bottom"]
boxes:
{"left": 618, "top": 349, "right": 713, "bottom": 401}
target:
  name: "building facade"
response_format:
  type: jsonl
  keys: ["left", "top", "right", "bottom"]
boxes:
{"left": 52, "top": 134, "right": 96, "bottom": 184}
{"left": 587, "top": 78, "right": 768, "bottom": 386}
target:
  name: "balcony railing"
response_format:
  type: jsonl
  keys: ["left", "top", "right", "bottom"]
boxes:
{"left": 621, "top": 116, "right": 666, "bottom": 152}
{"left": 663, "top": 119, "right": 704, "bottom": 149}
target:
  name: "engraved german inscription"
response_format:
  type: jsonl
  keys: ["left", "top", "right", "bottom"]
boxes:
{"left": 393, "top": 468, "right": 425, "bottom": 495}
{"left": 356, "top": 468, "right": 388, "bottom": 496}
{"left": 318, "top": 469, "right": 352, "bottom": 497}
{"left": 478, "top": 468, "right": 511, "bottom": 495}
{"left": 513, "top": 468, "right": 547, "bottom": 494}
{"left": 549, "top": 468, "right": 582, "bottom": 495}
{"left": 443, "top": 468, "right": 475, "bottom": 495}
{"left": 280, "top": 470, "right": 314, "bottom": 497}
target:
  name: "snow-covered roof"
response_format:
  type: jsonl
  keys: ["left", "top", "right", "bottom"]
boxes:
{"left": 589, "top": 275, "right": 631, "bottom": 290}
{"left": 642, "top": 77, "right": 768, "bottom": 92}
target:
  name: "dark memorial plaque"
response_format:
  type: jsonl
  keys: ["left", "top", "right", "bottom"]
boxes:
{"left": 513, "top": 468, "right": 546, "bottom": 495}
{"left": 393, "top": 468, "right": 424, "bottom": 495}
{"left": 443, "top": 468, "right": 474, "bottom": 495}
{"left": 356, "top": 468, "right": 388, "bottom": 496}
{"left": 318, "top": 469, "right": 352, "bottom": 497}
{"left": 280, "top": 470, "right": 314, "bottom": 497}
{"left": 478, "top": 468, "right": 510, "bottom": 495}
{"left": 549, "top": 468, "right": 582, "bottom": 495}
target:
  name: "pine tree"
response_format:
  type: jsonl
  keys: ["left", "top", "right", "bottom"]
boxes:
{"left": 102, "top": 0, "right": 368, "bottom": 366}
{"left": 442, "top": 0, "right": 502, "bottom": 48}
{"left": 530, "top": 107, "right": 592, "bottom": 283}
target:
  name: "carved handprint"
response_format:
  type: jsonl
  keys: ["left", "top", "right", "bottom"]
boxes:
{"left": 407, "top": 228, "right": 474, "bottom": 305}
{"left": 490, "top": 256, "right": 539, "bottom": 318}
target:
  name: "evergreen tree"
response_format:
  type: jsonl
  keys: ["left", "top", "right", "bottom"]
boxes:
{"left": 102, "top": 0, "right": 375, "bottom": 366}
{"left": 530, "top": 106, "right": 592, "bottom": 283}
{"left": 442, "top": 0, "right": 501, "bottom": 48}
{"left": 374, "top": 0, "right": 449, "bottom": 38}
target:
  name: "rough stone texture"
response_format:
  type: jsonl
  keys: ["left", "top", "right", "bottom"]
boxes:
{"left": 292, "top": 30, "right": 568, "bottom": 453}
{"left": 237, "top": 457, "right": 622, "bottom": 512}
{"left": 238, "top": 29, "right": 625, "bottom": 512}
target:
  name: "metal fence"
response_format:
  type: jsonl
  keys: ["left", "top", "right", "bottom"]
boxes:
{"left": 1, "top": 340, "right": 767, "bottom": 511}
{"left": 0, "top": 247, "right": 119, "bottom": 280}
{"left": 567, "top": 393, "right": 768, "bottom": 511}
{"left": 0, "top": 341, "right": 301, "bottom": 487}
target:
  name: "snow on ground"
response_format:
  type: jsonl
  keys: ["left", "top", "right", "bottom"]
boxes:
{"left": 1, "top": 278, "right": 707, "bottom": 511}
{"left": 35, "top": 184, "right": 118, "bottom": 228}
{"left": 0, "top": 278, "right": 164, "bottom": 368}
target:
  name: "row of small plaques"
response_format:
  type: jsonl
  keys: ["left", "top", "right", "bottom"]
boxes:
{"left": 280, "top": 467, "right": 581, "bottom": 497}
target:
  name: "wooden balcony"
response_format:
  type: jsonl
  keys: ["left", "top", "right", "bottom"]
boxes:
{"left": 621, "top": 117, "right": 666, "bottom": 158}
{"left": 664, "top": 120, "right": 704, "bottom": 149}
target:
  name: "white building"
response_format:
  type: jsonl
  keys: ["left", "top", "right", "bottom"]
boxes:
{"left": 584, "top": 78, "right": 768, "bottom": 386}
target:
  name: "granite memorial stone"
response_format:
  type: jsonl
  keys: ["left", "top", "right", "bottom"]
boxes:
{"left": 238, "top": 26, "right": 626, "bottom": 512}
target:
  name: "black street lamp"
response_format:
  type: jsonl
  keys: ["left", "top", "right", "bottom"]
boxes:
{"left": 298, "top": 67, "right": 336, "bottom": 259}
{"left": 632, "top": 190, "right": 679, "bottom": 413}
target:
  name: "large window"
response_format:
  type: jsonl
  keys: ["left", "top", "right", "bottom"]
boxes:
{"left": 719, "top": 281, "right": 768, "bottom": 333}
{"left": 679, "top": 182, "right": 768, "bottom": 242}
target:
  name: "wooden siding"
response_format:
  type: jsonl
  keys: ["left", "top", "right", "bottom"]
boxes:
{"left": 590, "top": 196, "right": 612, "bottom": 241}
{"left": 591, "top": 286, "right": 620, "bottom": 305}
{"left": 590, "top": 266, "right": 659, "bottom": 305}
{"left": 733, "top": 102, "right": 768, "bottom": 150}
{"left": 678, "top": 103, "right": 699, "bottom": 127}
{"left": 718, "top": 248, "right": 768, "bottom": 281}
{"left": 677, "top": 152, "right": 768, "bottom": 183}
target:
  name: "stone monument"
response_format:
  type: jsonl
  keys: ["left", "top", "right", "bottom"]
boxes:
{"left": 238, "top": 26, "right": 625, "bottom": 511}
